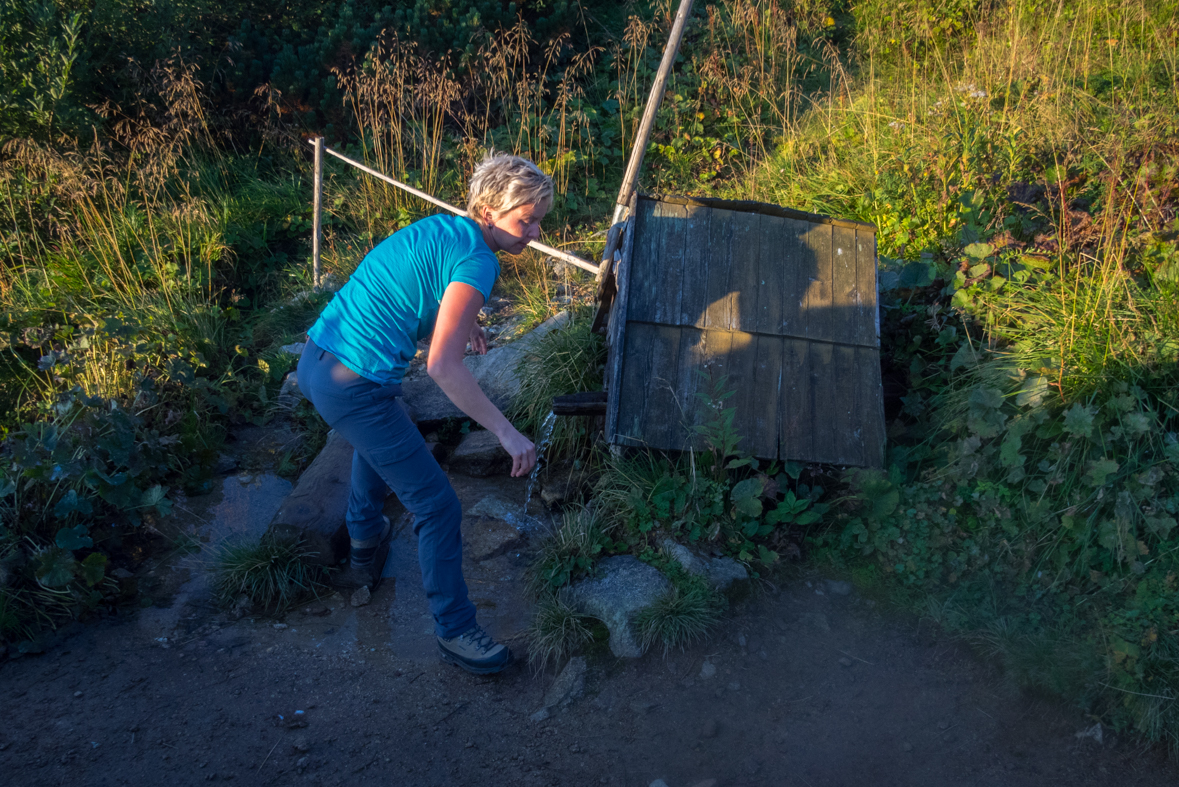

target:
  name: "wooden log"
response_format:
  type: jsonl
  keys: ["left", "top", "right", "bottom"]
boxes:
{"left": 552, "top": 391, "right": 608, "bottom": 416}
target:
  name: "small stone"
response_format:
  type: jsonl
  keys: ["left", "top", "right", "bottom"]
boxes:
{"left": 543, "top": 657, "right": 587, "bottom": 709}
{"left": 296, "top": 756, "right": 309, "bottom": 769}
{"left": 936, "top": 720, "right": 950, "bottom": 730}
{"left": 214, "top": 454, "right": 238, "bottom": 475}
{"left": 699, "top": 660, "right": 717, "bottom": 679}
{"left": 743, "top": 757, "right": 761, "bottom": 775}
{"left": 737, "top": 633, "right": 747, "bottom": 647}
{"left": 73, "top": 691, "right": 83, "bottom": 698}
{"left": 800, "top": 612, "right": 830, "bottom": 632}
{"left": 758, "top": 650, "right": 768, "bottom": 661}
{"left": 529, "top": 708, "right": 551, "bottom": 722}
{"left": 293, "top": 738, "right": 310, "bottom": 753}
{"left": 700, "top": 719, "right": 718, "bottom": 739}
{"left": 826, "top": 579, "right": 853, "bottom": 596}
{"left": 838, "top": 657, "right": 853, "bottom": 667}
{"left": 350, "top": 586, "right": 372, "bottom": 608}
{"left": 902, "top": 742, "right": 913, "bottom": 752}
{"left": 629, "top": 701, "right": 655, "bottom": 716}
{"left": 273, "top": 623, "right": 288, "bottom": 630}
{"left": 649, "top": 780, "right": 670, "bottom": 787}
{"left": 689, "top": 781, "right": 718, "bottom": 787}
{"left": 727, "top": 681, "right": 741, "bottom": 692}
{"left": 112, "top": 567, "right": 134, "bottom": 580}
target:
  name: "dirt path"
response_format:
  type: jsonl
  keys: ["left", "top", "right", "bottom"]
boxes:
{"left": 2, "top": 463, "right": 1176, "bottom": 786}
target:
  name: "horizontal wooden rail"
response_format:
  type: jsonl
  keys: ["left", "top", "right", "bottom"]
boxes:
{"left": 309, "top": 141, "right": 599, "bottom": 276}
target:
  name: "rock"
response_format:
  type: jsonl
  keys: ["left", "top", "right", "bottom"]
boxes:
{"left": 273, "top": 623, "right": 289, "bottom": 630}
{"left": 826, "top": 579, "right": 853, "bottom": 596}
{"left": 214, "top": 453, "right": 238, "bottom": 475}
{"left": 448, "top": 431, "right": 511, "bottom": 477}
{"left": 277, "top": 371, "right": 304, "bottom": 408}
{"left": 539, "top": 465, "right": 590, "bottom": 506}
{"left": 111, "top": 568, "right": 134, "bottom": 580}
{"left": 649, "top": 781, "right": 670, "bottom": 787}
{"left": 463, "top": 516, "right": 526, "bottom": 562}
{"left": 700, "top": 719, "right": 718, "bottom": 738}
{"left": 301, "top": 604, "right": 330, "bottom": 617}
{"left": 400, "top": 311, "right": 571, "bottom": 422}
{"left": 425, "top": 440, "right": 449, "bottom": 463}
{"left": 292, "top": 737, "right": 311, "bottom": 753}
{"left": 229, "top": 594, "right": 254, "bottom": 620}
{"left": 350, "top": 586, "right": 371, "bottom": 607}
{"left": 529, "top": 708, "right": 551, "bottom": 722}
{"left": 902, "top": 742, "right": 913, "bottom": 752}
{"left": 1075, "top": 722, "right": 1103, "bottom": 745}
{"left": 838, "top": 657, "right": 853, "bottom": 667}
{"left": 699, "top": 660, "right": 717, "bottom": 679}
{"left": 543, "top": 656, "right": 586, "bottom": 709}
{"left": 727, "top": 681, "right": 741, "bottom": 692}
{"left": 660, "top": 538, "right": 749, "bottom": 594}
{"left": 280, "top": 343, "right": 307, "bottom": 356}
{"left": 265, "top": 430, "right": 357, "bottom": 567}
{"left": 467, "top": 495, "right": 543, "bottom": 531}
{"left": 561, "top": 556, "right": 672, "bottom": 658}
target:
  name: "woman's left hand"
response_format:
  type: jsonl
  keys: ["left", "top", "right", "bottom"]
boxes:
{"left": 469, "top": 323, "right": 488, "bottom": 355}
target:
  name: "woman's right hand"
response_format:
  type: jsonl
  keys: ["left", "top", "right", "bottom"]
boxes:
{"left": 497, "top": 425, "right": 537, "bottom": 478}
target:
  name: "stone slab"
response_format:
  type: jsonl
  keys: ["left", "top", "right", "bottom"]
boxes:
{"left": 448, "top": 431, "right": 511, "bottom": 477}
{"left": 265, "top": 430, "right": 354, "bottom": 567}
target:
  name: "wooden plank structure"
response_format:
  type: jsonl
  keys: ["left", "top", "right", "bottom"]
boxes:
{"left": 605, "top": 194, "right": 885, "bottom": 467}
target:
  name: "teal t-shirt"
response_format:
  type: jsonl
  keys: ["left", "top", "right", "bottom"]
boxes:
{"left": 308, "top": 214, "right": 499, "bottom": 385}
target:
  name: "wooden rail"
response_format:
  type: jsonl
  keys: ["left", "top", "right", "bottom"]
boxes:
{"left": 307, "top": 140, "right": 599, "bottom": 283}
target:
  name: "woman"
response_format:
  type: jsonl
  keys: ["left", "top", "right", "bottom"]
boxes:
{"left": 296, "top": 154, "right": 551, "bottom": 675}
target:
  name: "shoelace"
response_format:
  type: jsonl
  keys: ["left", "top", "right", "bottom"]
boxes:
{"left": 460, "top": 626, "right": 496, "bottom": 654}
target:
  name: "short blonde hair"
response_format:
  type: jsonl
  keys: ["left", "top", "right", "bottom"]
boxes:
{"left": 466, "top": 153, "right": 553, "bottom": 221}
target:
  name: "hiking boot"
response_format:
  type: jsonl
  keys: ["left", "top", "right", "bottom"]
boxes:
{"left": 330, "top": 516, "right": 392, "bottom": 591}
{"left": 437, "top": 625, "right": 512, "bottom": 675}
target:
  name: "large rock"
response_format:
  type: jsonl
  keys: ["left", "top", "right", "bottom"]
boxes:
{"left": 661, "top": 538, "right": 750, "bottom": 595}
{"left": 561, "top": 556, "right": 671, "bottom": 658}
{"left": 400, "top": 311, "right": 570, "bottom": 422}
{"left": 542, "top": 656, "right": 586, "bottom": 709}
{"left": 463, "top": 515, "right": 526, "bottom": 562}
{"left": 266, "top": 430, "right": 354, "bottom": 567}
{"left": 448, "top": 431, "right": 511, "bottom": 477}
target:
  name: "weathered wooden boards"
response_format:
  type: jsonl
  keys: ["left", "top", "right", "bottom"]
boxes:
{"left": 605, "top": 195, "right": 885, "bottom": 467}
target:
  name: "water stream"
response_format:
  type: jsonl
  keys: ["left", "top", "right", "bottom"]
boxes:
{"left": 523, "top": 410, "right": 558, "bottom": 514}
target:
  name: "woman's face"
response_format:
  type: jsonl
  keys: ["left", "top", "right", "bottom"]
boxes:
{"left": 484, "top": 200, "right": 549, "bottom": 255}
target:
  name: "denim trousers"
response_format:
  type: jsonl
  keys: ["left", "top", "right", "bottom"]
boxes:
{"left": 296, "top": 339, "right": 476, "bottom": 638}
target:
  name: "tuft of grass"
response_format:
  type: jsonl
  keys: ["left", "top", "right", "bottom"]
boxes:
{"left": 525, "top": 593, "right": 597, "bottom": 672}
{"left": 528, "top": 507, "right": 614, "bottom": 595}
{"left": 635, "top": 574, "right": 724, "bottom": 656}
{"left": 211, "top": 535, "right": 326, "bottom": 613}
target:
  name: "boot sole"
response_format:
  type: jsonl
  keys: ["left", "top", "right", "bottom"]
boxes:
{"left": 437, "top": 643, "right": 512, "bottom": 675}
{"left": 328, "top": 543, "right": 390, "bottom": 592}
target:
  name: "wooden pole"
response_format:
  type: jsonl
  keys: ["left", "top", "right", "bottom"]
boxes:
{"left": 308, "top": 142, "right": 599, "bottom": 276}
{"left": 312, "top": 136, "right": 324, "bottom": 289}
{"left": 592, "top": 0, "right": 695, "bottom": 332}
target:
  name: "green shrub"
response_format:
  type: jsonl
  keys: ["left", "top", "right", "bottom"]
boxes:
{"left": 635, "top": 568, "right": 724, "bottom": 655}
{"left": 525, "top": 593, "right": 597, "bottom": 671}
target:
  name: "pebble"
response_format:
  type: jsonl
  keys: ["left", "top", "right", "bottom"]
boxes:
{"left": 649, "top": 780, "right": 670, "bottom": 787}
{"left": 700, "top": 719, "right": 718, "bottom": 738}
{"left": 727, "top": 681, "right": 741, "bottom": 692}
{"left": 73, "top": 691, "right": 83, "bottom": 698}
{"left": 530, "top": 708, "right": 551, "bottom": 722}
{"left": 699, "top": 660, "right": 717, "bottom": 679}
{"left": 903, "top": 742, "right": 913, "bottom": 752}
{"left": 293, "top": 738, "right": 310, "bottom": 753}
{"left": 689, "top": 781, "right": 718, "bottom": 787}
{"left": 351, "top": 586, "right": 372, "bottom": 608}
{"left": 826, "top": 579, "right": 853, "bottom": 596}
{"left": 737, "top": 633, "right": 747, "bottom": 647}
{"left": 273, "top": 623, "right": 288, "bottom": 630}
{"left": 838, "top": 657, "right": 853, "bottom": 667}
{"left": 937, "top": 720, "right": 950, "bottom": 730}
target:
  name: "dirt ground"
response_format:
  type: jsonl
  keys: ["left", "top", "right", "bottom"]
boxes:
{"left": 3, "top": 442, "right": 1178, "bottom": 786}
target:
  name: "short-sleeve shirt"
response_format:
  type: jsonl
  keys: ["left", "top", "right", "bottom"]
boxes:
{"left": 308, "top": 214, "right": 499, "bottom": 385}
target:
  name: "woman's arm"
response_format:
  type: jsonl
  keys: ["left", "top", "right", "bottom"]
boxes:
{"left": 427, "top": 282, "right": 537, "bottom": 477}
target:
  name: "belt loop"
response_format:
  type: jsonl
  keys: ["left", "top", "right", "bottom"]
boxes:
{"left": 318, "top": 348, "right": 327, "bottom": 360}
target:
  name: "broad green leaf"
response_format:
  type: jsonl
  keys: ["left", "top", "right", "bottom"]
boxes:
{"left": 1144, "top": 515, "right": 1176, "bottom": 539}
{"left": 53, "top": 489, "right": 93, "bottom": 519}
{"left": 80, "top": 553, "right": 108, "bottom": 587}
{"left": 968, "top": 262, "right": 991, "bottom": 278}
{"left": 35, "top": 549, "right": 75, "bottom": 588}
{"left": 999, "top": 431, "right": 1024, "bottom": 468}
{"left": 950, "top": 343, "right": 977, "bottom": 372}
{"left": 1085, "top": 458, "right": 1120, "bottom": 487}
{"left": 964, "top": 242, "right": 993, "bottom": 259}
{"left": 55, "top": 524, "right": 93, "bottom": 551}
{"left": 1063, "top": 403, "right": 1095, "bottom": 438}
{"left": 969, "top": 386, "right": 1004, "bottom": 410}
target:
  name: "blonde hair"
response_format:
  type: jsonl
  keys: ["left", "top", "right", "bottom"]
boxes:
{"left": 466, "top": 153, "right": 553, "bottom": 221}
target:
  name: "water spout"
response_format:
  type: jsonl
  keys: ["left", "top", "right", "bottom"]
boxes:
{"left": 523, "top": 411, "right": 558, "bottom": 514}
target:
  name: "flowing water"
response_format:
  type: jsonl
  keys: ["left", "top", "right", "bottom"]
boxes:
{"left": 523, "top": 410, "right": 558, "bottom": 514}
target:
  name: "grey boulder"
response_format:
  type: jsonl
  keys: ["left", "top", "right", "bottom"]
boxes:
{"left": 561, "top": 556, "right": 671, "bottom": 658}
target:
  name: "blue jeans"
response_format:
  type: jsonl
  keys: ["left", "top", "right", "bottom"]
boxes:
{"left": 297, "top": 339, "right": 476, "bottom": 638}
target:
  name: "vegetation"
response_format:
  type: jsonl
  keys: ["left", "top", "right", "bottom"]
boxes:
{"left": 211, "top": 535, "right": 327, "bottom": 612}
{"left": 2, "top": 0, "right": 1178, "bottom": 749}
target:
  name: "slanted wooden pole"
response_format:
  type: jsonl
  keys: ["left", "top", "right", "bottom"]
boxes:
{"left": 306, "top": 142, "right": 600, "bottom": 276}
{"left": 593, "top": 0, "right": 696, "bottom": 332}
{"left": 312, "top": 136, "right": 324, "bottom": 289}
